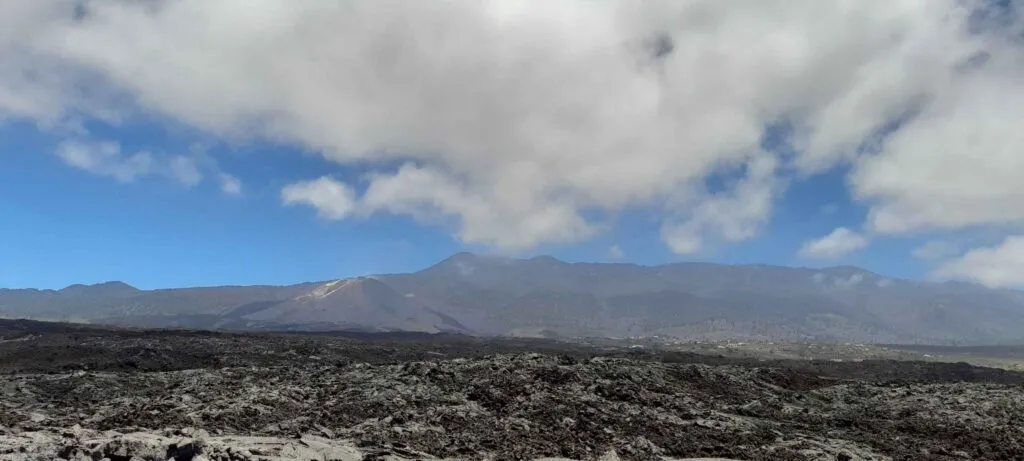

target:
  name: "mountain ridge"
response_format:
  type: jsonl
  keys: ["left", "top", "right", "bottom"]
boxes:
{"left": 2, "top": 253, "right": 1022, "bottom": 345}
{"left": 2, "top": 255, "right": 949, "bottom": 292}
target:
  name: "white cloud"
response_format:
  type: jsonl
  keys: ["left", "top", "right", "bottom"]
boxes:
{"left": 281, "top": 176, "right": 356, "bottom": 220}
{"left": 798, "top": 227, "right": 869, "bottom": 260}
{"left": 608, "top": 244, "right": 625, "bottom": 260}
{"left": 662, "top": 154, "right": 781, "bottom": 253}
{"left": 356, "top": 163, "right": 594, "bottom": 249}
{"left": 912, "top": 240, "right": 961, "bottom": 261}
{"left": 219, "top": 173, "right": 242, "bottom": 196}
{"left": 4, "top": 1, "right": 1024, "bottom": 252}
{"left": 54, "top": 140, "right": 153, "bottom": 183}
{"left": 853, "top": 75, "right": 1024, "bottom": 235}
{"left": 54, "top": 137, "right": 240, "bottom": 194}
{"left": 933, "top": 236, "right": 1024, "bottom": 288}
{"left": 812, "top": 271, "right": 870, "bottom": 289}
{"left": 168, "top": 155, "right": 203, "bottom": 188}
{"left": 833, "top": 273, "right": 865, "bottom": 290}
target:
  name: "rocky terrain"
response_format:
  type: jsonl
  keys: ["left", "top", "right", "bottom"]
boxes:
{"left": 6, "top": 253, "right": 1024, "bottom": 344}
{"left": 3, "top": 320, "right": 1024, "bottom": 460}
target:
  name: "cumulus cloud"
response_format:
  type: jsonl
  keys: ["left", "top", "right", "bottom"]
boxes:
{"left": 608, "top": 244, "right": 625, "bottom": 260}
{"left": 55, "top": 140, "right": 153, "bottom": 183}
{"left": 798, "top": 227, "right": 869, "bottom": 260}
{"left": 933, "top": 236, "right": 1024, "bottom": 288}
{"left": 4, "top": 1, "right": 1024, "bottom": 253}
{"left": 281, "top": 177, "right": 356, "bottom": 220}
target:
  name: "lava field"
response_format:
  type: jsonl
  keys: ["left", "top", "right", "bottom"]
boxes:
{"left": 2, "top": 320, "right": 1024, "bottom": 460}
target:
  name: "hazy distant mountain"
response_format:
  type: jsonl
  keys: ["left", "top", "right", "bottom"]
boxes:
{"left": 3, "top": 253, "right": 1024, "bottom": 344}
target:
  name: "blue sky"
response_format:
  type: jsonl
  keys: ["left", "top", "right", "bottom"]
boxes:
{"left": 0, "top": 119, "right": 462, "bottom": 289}
{"left": 2, "top": 1, "right": 1023, "bottom": 289}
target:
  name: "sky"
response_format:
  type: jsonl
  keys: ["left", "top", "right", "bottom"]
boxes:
{"left": 2, "top": 0, "right": 1024, "bottom": 290}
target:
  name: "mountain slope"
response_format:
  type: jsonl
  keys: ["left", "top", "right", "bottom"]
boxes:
{"left": 239, "top": 277, "right": 471, "bottom": 333}
{"left": 2, "top": 253, "right": 1024, "bottom": 344}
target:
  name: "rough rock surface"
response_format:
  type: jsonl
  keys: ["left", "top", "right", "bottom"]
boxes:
{"left": 2, "top": 322, "right": 1024, "bottom": 460}
{"left": 0, "top": 429, "right": 745, "bottom": 461}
